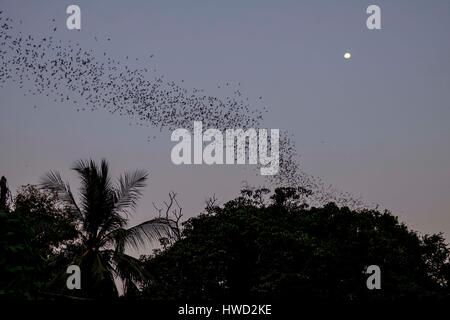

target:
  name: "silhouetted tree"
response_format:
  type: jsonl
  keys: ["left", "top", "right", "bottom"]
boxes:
{"left": 0, "top": 185, "right": 77, "bottom": 298}
{"left": 0, "top": 175, "right": 10, "bottom": 212}
{"left": 41, "top": 159, "right": 169, "bottom": 298}
{"left": 141, "top": 188, "right": 450, "bottom": 301}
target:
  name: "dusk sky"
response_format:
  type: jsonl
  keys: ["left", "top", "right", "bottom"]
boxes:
{"left": 1, "top": 0, "right": 450, "bottom": 244}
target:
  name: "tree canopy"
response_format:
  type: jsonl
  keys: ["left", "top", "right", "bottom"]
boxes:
{"left": 1, "top": 160, "right": 171, "bottom": 299}
{"left": 141, "top": 187, "right": 450, "bottom": 301}
{"left": 0, "top": 185, "right": 77, "bottom": 298}
{"left": 2, "top": 173, "right": 450, "bottom": 301}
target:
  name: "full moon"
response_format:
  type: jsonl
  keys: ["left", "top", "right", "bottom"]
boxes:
{"left": 344, "top": 52, "right": 352, "bottom": 60}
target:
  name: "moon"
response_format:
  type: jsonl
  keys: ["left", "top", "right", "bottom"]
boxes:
{"left": 344, "top": 52, "right": 352, "bottom": 60}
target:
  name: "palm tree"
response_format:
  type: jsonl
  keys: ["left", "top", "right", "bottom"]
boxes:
{"left": 41, "top": 159, "right": 169, "bottom": 298}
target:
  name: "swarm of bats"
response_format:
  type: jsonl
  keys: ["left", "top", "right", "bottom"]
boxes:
{"left": 0, "top": 11, "right": 364, "bottom": 209}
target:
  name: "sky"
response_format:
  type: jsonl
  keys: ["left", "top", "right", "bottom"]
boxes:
{"left": 1, "top": 0, "right": 450, "bottom": 242}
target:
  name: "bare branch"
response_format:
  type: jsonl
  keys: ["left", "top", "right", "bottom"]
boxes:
{"left": 205, "top": 194, "right": 218, "bottom": 213}
{"left": 153, "top": 191, "right": 184, "bottom": 248}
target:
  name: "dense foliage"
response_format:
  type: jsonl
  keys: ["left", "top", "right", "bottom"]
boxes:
{"left": 1, "top": 160, "right": 170, "bottom": 299}
{"left": 0, "top": 185, "right": 77, "bottom": 298}
{"left": 2, "top": 172, "right": 450, "bottom": 301}
{"left": 141, "top": 187, "right": 450, "bottom": 301}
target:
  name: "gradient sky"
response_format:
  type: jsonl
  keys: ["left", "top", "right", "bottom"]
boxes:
{"left": 1, "top": 0, "right": 450, "bottom": 243}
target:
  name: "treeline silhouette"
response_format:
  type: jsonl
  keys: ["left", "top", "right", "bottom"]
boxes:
{"left": 1, "top": 160, "right": 450, "bottom": 300}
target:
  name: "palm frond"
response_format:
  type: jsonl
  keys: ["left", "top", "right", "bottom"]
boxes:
{"left": 112, "top": 252, "right": 148, "bottom": 284}
{"left": 113, "top": 170, "right": 149, "bottom": 217}
{"left": 105, "top": 218, "right": 170, "bottom": 252}
{"left": 40, "top": 171, "right": 82, "bottom": 219}
{"left": 71, "top": 159, "right": 95, "bottom": 215}
{"left": 101, "top": 249, "right": 148, "bottom": 297}
{"left": 71, "top": 159, "right": 117, "bottom": 238}
{"left": 72, "top": 159, "right": 115, "bottom": 207}
{"left": 71, "top": 159, "right": 92, "bottom": 187}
